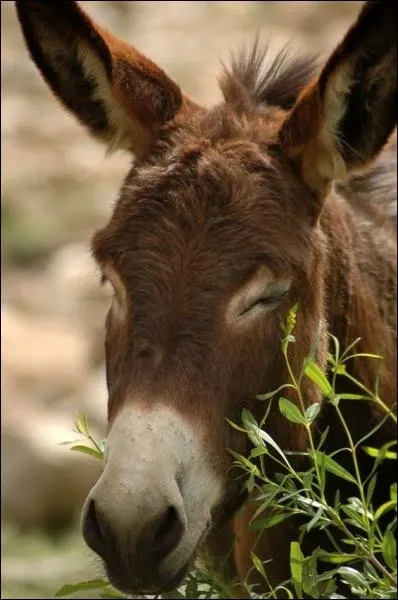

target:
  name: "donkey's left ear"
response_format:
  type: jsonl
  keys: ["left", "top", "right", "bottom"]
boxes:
{"left": 279, "top": 1, "right": 397, "bottom": 194}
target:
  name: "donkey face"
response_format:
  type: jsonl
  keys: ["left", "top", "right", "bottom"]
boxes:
{"left": 88, "top": 119, "right": 322, "bottom": 592}
{"left": 16, "top": 1, "right": 396, "bottom": 594}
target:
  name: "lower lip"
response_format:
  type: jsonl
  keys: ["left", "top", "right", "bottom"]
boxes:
{"left": 107, "top": 524, "right": 212, "bottom": 595}
{"left": 158, "top": 561, "right": 190, "bottom": 593}
{"left": 112, "top": 561, "right": 190, "bottom": 596}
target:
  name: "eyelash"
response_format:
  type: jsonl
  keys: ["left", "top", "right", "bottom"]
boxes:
{"left": 247, "top": 289, "right": 289, "bottom": 312}
{"left": 259, "top": 290, "right": 288, "bottom": 304}
{"left": 99, "top": 274, "right": 117, "bottom": 303}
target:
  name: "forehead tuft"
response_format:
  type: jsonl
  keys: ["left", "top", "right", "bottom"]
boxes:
{"left": 91, "top": 104, "right": 313, "bottom": 278}
{"left": 127, "top": 103, "right": 284, "bottom": 195}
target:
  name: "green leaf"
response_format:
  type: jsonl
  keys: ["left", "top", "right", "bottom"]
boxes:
{"left": 55, "top": 579, "right": 108, "bottom": 597}
{"left": 185, "top": 576, "right": 198, "bottom": 598}
{"left": 312, "top": 450, "right": 357, "bottom": 484}
{"left": 304, "top": 361, "right": 333, "bottom": 396}
{"left": 335, "top": 363, "right": 347, "bottom": 376}
{"left": 251, "top": 552, "right": 266, "bottom": 579}
{"left": 256, "top": 383, "right": 295, "bottom": 401}
{"left": 99, "top": 587, "right": 128, "bottom": 599}
{"left": 228, "top": 450, "right": 259, "bottom": 476}
{"left": 302, "top": 554, "right": 319, "bottom": 595}
{"left": 70, "top": 445, "right": 103, "bottom": 460}
{"left": 343, "top": 352, "right": 383, "bottom": 361}
{"left": 334, "top": 488, "right": 341, "bottom": 510}
{"left": 329, "top": 334, "right": 340, "bottom": 364}
{"left": 306, "top": 506, "right": 324, "bottom": 532}
{"left": 305, "top": 402, "right": 321, "bottom": 424}
{"left": 296, "top": 496, "right": 323, "bottom": 510}
{"left": 246, "top": 471, "right": 255, "bottom": 493}
{"left": 316, "top": 553, "right": 353, "bottom": 564}
{"left": 317, "top": 426, "right": 330, "bottom": 450}
{"left": 225, "top": 418, "right": 247, "bottom": 433}
{"left": 390, "top": 483, "right": 397, "bottom": 503}
{"left": 374, "top": 500, "right": 397, "bottom": 523}
{"left": 309, "top": 567, "right": 340, "bottom": 587}
{"left": 274, "top": 586, "right": 294, "bottom": 599}
{"left": 337, "top": 566, "right": 367, "bottom": 589}
{"left": 58, "top": 438, "right": 85, "bottom": 446}
{"left": 334, "top": 393, "right": 370, "bottom": 401}
{"left": 366, "top": 473, "right": 377, "bottom": 506}
{"left": 381, "top": 529, "right": 396, "bottom": 571}
{"left": 242, "top": 408, "right": 263, "bottom": 447}
{"left": 346, "top": 496, "right": 372, "bottom": 519}
{"left": 278, "top": 397, "right": 305, "bottom": 424}
{"left": 250, "top": 446, "right": 268, "bottom": 458}
{"left": 302, "top": 472, "right": 313, "bottom": 491}
{"left": 290, "top": 541, "right": 304, "bottom": 598}
{"left": 249, "top": 491, "right": 281, "bottom": 525}
{"left": 258, "top": 429, "right": 293, "bottom": 469}
{"left": 74, "top": 413, "right": 89, "bottom": 436}
{"left": 249, "top": 511, "right": 291, "bottom": 531}
{"left": 362, "top": 445, "right": 397, "bottom": 460}
{"left": 341, "top": 505, "right": 367, "bottom": 531}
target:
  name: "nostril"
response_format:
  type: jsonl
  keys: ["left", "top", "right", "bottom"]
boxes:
{"left": 82, "top": 499, "right": 107, "bottom": 559}
{"left": 150, "top": 505, "right": 185, "bottom": 561}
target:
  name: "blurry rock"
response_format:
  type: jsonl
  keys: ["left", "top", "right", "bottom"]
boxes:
{"left": 1, "top": 404, "right": 103, "bottom": 532}
{"left": 2, "top": 304, "right": 91, "bottom": 399}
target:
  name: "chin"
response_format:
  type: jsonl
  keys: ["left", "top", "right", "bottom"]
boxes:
{"left": 106, "top": 559, "right": 191, "bottom": 596}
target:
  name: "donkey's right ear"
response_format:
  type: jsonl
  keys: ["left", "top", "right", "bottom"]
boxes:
{"left": 15, "top": 1, "right": 198, "bottom": 156}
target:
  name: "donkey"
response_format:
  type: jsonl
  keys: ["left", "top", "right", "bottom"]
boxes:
{"left": 16, "top": 0, "right": 396, "bottom": 596}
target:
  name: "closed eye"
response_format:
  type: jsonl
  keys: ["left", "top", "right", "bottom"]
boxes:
{"left": 226, "top": 270, "right": 291, "bottom": 326}
{"left": 99, "top": 272, "right": 114, "bottom": 295}
{"left": 244, "top": 288, "right": 289, "bottom": 314}
{"left": 97, "top": 264, "right": 127, "bottom": 318}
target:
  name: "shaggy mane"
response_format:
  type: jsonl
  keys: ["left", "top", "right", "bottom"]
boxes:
{"left": 220, "top": 38, "right": 319, "bottom": 112}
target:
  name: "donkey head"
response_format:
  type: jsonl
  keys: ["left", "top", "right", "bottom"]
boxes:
{"left": 16, "top": 1, "right": 396, "bottom": 594}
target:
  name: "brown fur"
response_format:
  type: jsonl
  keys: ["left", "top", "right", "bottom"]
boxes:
{"left": 15, "top": 0, "right": 396, "bottom": 596}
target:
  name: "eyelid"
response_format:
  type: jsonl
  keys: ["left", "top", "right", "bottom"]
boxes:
{"left": 242, "top": 281, "right": 291, "bottom": 316}
{"left": 262, "top": 281, "right": 291, "bottom": 297}
{"left": 257, "top": 287, "right": 289, "bottom": 303}
{"left": 226, "top": 271, "right": 291, "bottom": 326}
{"left": 99, "top": 265, "right": 127, "bottom": 316}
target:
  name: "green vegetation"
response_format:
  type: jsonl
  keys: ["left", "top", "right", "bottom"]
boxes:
{"left": 1, "top": 523, "right": 99, "bottom": 599}
{"left": 57, "top": 307, "right": 397, "bottom": 599}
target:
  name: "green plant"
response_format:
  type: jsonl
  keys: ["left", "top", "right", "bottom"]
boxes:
{"left": 57, "top": 306, "right": 397, "bottom": 599}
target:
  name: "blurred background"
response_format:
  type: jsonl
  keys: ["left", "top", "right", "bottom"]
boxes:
{"left": 2, "top": 1, "right": 362, "bottom": 597}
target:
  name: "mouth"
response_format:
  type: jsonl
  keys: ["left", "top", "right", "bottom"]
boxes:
{"left": 106, "top": 558, "right": 191, "bottom": 596}
{"left": 105, "top": 524, "right": 212, "bottom": 596}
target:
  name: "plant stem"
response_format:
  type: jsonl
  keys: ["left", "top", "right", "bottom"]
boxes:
{"left": 331, "top": 509, "right": 397, "bottom": 586}
{"left": 283, "top": 348, "right": 326, "bottom": 504}
{"left": 334, "top": 404, "right": 370, "bottom": 535}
